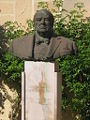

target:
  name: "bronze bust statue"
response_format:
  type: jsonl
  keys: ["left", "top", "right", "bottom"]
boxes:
{"left": 9, "top": 9, "right": 77, "bottom": 61}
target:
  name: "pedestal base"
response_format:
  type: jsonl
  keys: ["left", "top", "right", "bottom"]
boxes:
{"left": 22, "top": 61, "right": 62, "bottom": 120}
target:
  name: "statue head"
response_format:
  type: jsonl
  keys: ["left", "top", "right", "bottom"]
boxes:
{"left": 33, "top": 9, "right": 54, "bottom": 38}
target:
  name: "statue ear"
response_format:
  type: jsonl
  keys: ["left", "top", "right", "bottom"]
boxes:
{"left": 33, "top": 17, "right": 35, "bottom": 28}
{"left": 33, "top": 23, "right": 35, "bottom": 29}
{"left": 33, "top": 22, "right": 36, "bottom": 30}
{"left": 33, "top": 25, "right": 36, "bottom": 32}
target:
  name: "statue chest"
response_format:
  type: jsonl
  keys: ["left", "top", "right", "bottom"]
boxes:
{"left": 34, "top": 43, "right": 50, "bottom": 60}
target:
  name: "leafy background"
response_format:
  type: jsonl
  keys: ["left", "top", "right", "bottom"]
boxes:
{"left": 0, "top": 0, "right": 90, "bottom": 119}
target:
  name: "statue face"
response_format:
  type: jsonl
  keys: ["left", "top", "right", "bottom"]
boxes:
{"left": 34, "top": 10, "right": 53, "bottom": 34}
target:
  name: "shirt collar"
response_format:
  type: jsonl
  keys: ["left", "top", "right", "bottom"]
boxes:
{"left": 35, "top": 31, "right": 50, "bottom": 45}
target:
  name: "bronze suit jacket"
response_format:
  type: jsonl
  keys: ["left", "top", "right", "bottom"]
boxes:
{"left": 9, "top": 34, "right": 77, "bottom": 60}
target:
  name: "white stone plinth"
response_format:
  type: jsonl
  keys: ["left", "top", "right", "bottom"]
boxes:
{"left": 22, "top": 61, "right": 62, "bottom": 120}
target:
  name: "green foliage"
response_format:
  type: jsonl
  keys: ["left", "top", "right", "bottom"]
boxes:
{"left": 53, "top": 0, "right": 63, "bottom": 10}
{"left": 4, "top": 21, "right": 25, "bottom": 40}
{"left": 26, "top": 19, "right": 34, "bottom": 34}
{"left": 38, "top": 1, "right": 48, "bottom": 9}
{"left": 0, "top": 52, "right": 24, "bottom": 84}
{"left": 0, "top": 1, "right": 90, "bottom": 119}
{"left": 55, "top": 2, "right": 90, "bottom": 119}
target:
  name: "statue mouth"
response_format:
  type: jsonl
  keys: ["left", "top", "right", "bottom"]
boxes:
{"left": 39, "top": 25, "right": 48, "bottom": 29}
{"left": 39, "top": 25, "right": 46, "bottom": 28}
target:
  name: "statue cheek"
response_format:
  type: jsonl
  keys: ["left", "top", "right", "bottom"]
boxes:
{"left": 34, "top": 22, "right": 39, "bottom": 26}
{"left": 34, "top": 24, "right": 39, "bottom": 30}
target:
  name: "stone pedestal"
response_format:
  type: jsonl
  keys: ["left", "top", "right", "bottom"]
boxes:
{"left": 22, "top": 61, "right": 62, "bottom": 120}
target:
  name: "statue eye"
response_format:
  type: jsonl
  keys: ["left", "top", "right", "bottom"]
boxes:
{"left": 45, "top": 18, "right": 49, "bottom": 21}
{"left": 36, "top": 18, "right": 41, "bottom": 21}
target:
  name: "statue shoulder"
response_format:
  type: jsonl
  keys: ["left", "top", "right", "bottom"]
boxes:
{"left": 55, "top": 36, "right": 73, "bottom": 42}
{"left": 12, "top": 34, "right": 33, "bottom": 44}
{"left": 56, "top": 36, "right": 77, "bottom": 55}
{"left": 9, "top": 34, "right": 33, "bottom": 54}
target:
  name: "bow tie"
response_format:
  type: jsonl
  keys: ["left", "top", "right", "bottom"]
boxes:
{"left": 36, "top": 39, "right": 49, "bottom": 45}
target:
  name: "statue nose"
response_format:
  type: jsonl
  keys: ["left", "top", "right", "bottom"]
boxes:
{"left": 41, "top": 18, "right": 45, "bottom": 24}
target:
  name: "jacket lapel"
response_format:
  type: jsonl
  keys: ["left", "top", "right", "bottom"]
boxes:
{"left": 28, "top": 35, "right": 62, "bottom": 60}
{"left": 46, "top": 37, "right": 61, "bottom": 58}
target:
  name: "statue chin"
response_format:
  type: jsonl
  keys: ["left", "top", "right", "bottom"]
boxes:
{"left": 37, "top": 28, "right": 49, "bottom": 32}
{"left": 37, "top": 31, "right": 49, "bottom": 37}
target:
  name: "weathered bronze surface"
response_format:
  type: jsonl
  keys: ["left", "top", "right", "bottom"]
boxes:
{"left": 9, "top": 9, "right": 77, "bottom": 61}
